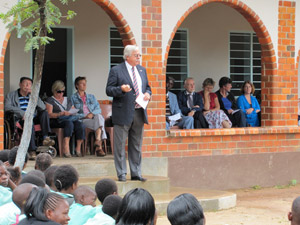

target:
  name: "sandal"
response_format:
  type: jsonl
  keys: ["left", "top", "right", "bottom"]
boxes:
{"left": 96, "top": 147, "right": 105, "bottom": 157}
{"left": 94, "top": 140, "right": 102, "bottom": 147}
{"left": 75, "top": 152, "right": 82, "bottom": 157}
{"left": 63, "top": 153, "right": 72, "bottom": 158}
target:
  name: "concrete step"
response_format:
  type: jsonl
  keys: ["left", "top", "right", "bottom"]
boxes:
{"left": 79, "top": 176, "right": 170, "bottom": 195}
{"left": 153, "top": 187, "right": 236, "bottom": 215}
{"left": 25, "top": 155, "right": 168, "bottom": 177}
{"left": 25, "top": 155, "right": 236, "bottom": 213}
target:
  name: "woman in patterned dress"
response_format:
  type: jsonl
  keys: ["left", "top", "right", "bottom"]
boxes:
{"left": 198, "top": 78, "right": 232, "bottom": 128}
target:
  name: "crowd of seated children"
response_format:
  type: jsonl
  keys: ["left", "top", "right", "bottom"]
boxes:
{"left": 168, "top": 76, "right": 261, "bottom": 129}
{"left": 4, "top": 157, "right": 300, "bottom": 225}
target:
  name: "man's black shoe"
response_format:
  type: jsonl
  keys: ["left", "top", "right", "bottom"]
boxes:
{"left": 118, "top": 176, "right": 126, "bottom": 182}
{"left": 131, "top": 176, "right": 147, "bottom": 182}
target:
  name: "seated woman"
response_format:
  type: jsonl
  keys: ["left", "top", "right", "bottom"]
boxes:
{"left": 71, "top": 76, "right": 107, "bottom": 157}
{"left": 18, "top": 187, "right": 70, "bottom": 225}
{"left": 215, "top": 77, "right": 247, "bottom": 127}
{"left": 237, "top": 81, "right": 261, "bottom": 127}
{"left": 198, "top": 78, "right": 232, "bottom": 128}
{"left": 45, "top": 80, "right": 85, "bottom": 158}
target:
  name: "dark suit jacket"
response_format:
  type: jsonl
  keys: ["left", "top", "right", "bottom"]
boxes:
{"left": 177, "top": 91, "right": 204, "bottom": 116}
{"left": 106, "top": 62, "right": 151, "bottom": 126}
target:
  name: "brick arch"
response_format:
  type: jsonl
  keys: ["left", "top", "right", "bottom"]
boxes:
{"left": 93, "top": 0, "right": 136, "bottom": 46}
{"left": 0, "top": 0, "right": 136, "bottom": 148}
{"left": 164, "top": 0, "right": 277, "bottom": 127}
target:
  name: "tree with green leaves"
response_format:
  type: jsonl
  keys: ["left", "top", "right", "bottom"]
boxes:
{"left": 0, "top": 0, "right": 76, "bottom": 169}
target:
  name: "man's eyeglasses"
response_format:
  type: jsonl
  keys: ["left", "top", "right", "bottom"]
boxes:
{"left": 133, "top": 54, "right": 142, "bottom": 58}
{"left": 56, "top": 90, "right": 65, "bottom": 93}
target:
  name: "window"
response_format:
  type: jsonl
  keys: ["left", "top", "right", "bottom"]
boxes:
{"left": 166, "top": 29, "right": 188, "bottom": 94}
{"left": 110, "top": 27, "right": 123, "bottom": 68}
{"left": 229, "top": 32, "right": 261, "bottom": 97}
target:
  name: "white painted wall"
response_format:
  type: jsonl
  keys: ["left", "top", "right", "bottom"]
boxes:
{"left": 162, "top": 0, "right": 279, "bottom": 63}
{"left": 180, "top": 3, "right": 253, "bottom": 92}
{"left": 6, "top": 0, "right": 124, "bottom": 100}
{"left": 110, "top": 0, "right": 142, "bottom": 49}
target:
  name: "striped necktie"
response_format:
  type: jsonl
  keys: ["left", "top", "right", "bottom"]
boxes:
{"left": 132, "top": 67, "right": 139, "bottom": 98}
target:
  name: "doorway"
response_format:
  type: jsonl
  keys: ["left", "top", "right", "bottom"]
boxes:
{"left": 32, "top": 27, "right": 73, "bottom": 100}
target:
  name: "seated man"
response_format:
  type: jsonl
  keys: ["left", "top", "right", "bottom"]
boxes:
{"left": 177, "top": 77, "right": 208, "bottom": 128}
{"left": 166, "top": 76, "right": 193, "bottom": 130}
{"left": 215, "top": 77, "right": 247, "bottom": 127}
{"left": 4, "top": 77, "right": 53, "bottom": 159}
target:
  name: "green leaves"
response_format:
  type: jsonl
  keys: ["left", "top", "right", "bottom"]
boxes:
{"left": 67, "top": 10, "right": 76, "bottom": 20}
{"left": 0, "top": 0, "right": 76, "bottom": 52}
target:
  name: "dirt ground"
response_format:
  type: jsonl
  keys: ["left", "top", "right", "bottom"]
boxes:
{"left": 157, "top": 184, "right": 300, "bottom": 225}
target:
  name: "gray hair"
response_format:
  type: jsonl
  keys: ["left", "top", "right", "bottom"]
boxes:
{"left": 184, "top": 77, "right": 194, "bottom": 85}
{"left": 123, "top": 45, "right": 139, "bottom": 60}
{"left": 51, "top": 80, "right": 65, "bottom": 95}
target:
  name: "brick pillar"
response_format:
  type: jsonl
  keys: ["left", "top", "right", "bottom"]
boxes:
{"left": 0, "top": 33, "right": 9, "bottom": 149}
{"left": 141, "top": 0, "right": 165, "bottom": 155}
{"left": 276, "top": 0, "right": 297, "bottom": 126}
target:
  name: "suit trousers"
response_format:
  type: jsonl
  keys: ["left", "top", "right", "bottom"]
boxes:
{"left": 113, "top": 108, "right": 144, "bottom": 178}
{"left": 193, "top": 111, "right": 209, "bottom": 128}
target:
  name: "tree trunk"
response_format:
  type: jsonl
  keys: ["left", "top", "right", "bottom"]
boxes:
{"left": 15, "top": 0, "right": 47, "bottom": 169}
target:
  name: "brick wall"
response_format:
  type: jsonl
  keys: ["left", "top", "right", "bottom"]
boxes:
{"left": 93, "top": 0, "right": 136, "bottom": 46}
{"left": 141, "top": 0, "right": 165, "bottom": 153}
{"left": 0, "top": 0, "right": 299, "bottom": 156}
{"left": 140, "top": 0, "right": 300, "bottom": 158}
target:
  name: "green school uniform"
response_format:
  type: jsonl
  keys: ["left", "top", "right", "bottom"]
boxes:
{"left": 68, "top": 203, "right": 97, "bottom": 225}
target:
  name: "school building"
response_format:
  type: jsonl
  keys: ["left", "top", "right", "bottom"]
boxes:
{"left": 0, "top": 0, "right": 300, "bottom": 190}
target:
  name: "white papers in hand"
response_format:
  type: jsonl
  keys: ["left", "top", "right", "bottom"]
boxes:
{"left": 168, "top": 113, "right": 181, "bottom": 127}
{"left": 68, "top": 108, "right": 79, "bottom": 115}
{"left": 232, "top": 109, "right": 240, "bottom": 114}
{"left": 136, "top": 93, "right": 149, "bottom": 109}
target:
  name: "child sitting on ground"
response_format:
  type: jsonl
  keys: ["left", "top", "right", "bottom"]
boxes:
{"left": 94, "top": 178, "right": 118, "bottom": 212}
{"left": 8, "top": 146, "right": 29, "bottom": 178}
{"left": 54, "top": 164, "right": 79, "bottom": 206}
{"left": 7, "top": 166, "right": 21, "bottom": 186}
{"left": 0, "top": 183, "right": 36, "bottom": 224}
{"left": 68, "top": 185, "right": 98, "bottom": 225}
{"left": 0, "top": 160, "right": 16, "bottom": 206}
{"left": 85, "top": 195, "right": 122, "bottom": 225}
{"left": 44, "top": 165, "right": 58, "bottom": 191}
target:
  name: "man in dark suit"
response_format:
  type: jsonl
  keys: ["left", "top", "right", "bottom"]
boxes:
{"left": 177, "top": 77, "right": 208, "bottom": 128}
{"left": 106, "top": 45, "right": 151, "bottom": 182}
